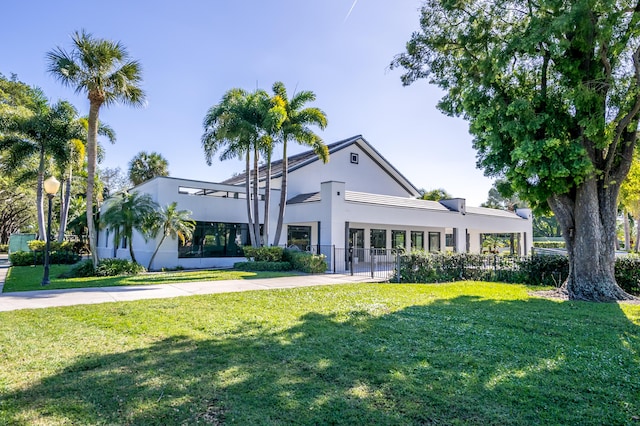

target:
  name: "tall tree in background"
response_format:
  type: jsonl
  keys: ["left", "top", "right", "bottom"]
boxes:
{"left": 419, "top": 188, "right": 452, "bottom": 201}
{"left": 0, "top": 100, "right": 84, "bottom": 240}
{"left": 48, "top": 29, "right": 145, "bottom": 266}
{"left": 271, "top": 82, "right": 328, "bottom": 246}
{"left": 620, "top": 151, "right": 640, "bottom": 251}
{"left": 392, "top": 0, "right": 640, "bottom": 301}
{"left": 202, "top": 88, "right": 285, "bottom": 247}
{"left": 481, "top": 179, "right": 525, "bottom": 211}
{"left": 128, "top": 151, "right": 170, "bottom": 185}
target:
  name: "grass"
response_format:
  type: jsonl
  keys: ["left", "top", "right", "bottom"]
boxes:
{"left": 0, "top": 281, "right": 639, "bottom": 425}
{"left": 3, "top": 264, "right": 297, "bottom": 292}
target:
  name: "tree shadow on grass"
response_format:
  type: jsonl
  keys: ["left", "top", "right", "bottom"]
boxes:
{"left": 2, "top": 295, "right": 639, "bottom": 425}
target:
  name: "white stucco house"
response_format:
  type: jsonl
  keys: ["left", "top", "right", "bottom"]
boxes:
{"left": 97, "top": 135, "right": 533, "bottom": 270}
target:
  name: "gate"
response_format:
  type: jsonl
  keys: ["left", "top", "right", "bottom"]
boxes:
{"left": 308, "top": 245, "right": 397, "bottom": 280}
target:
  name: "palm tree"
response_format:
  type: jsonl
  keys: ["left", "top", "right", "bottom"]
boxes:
{"left": 57, "top": 119, "right": 115, "bottom": 242}
{"left": 100, "top": 191, "right": 158, "bottom": 264}
{"left": 146, "top": 202, "right": 195, "bottom": 270}
{"left": 202, "top": 88, "right": 284, "bottom": 247}
{"left": 0, "top": 99, "right": 85, "bottom": 241}
{"left": 47, "top": 29, "right": 145, "bottom": 266}
{"left": 128, "top": 151, "right": 170, "bottom": 185}
{"left": 271, "top": 82, "right": 328, "bottom": 246}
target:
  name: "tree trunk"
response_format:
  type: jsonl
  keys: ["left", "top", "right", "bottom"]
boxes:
{"left": 245, "top": 151, "right": 256, "bottom": 247}
{"left": 273, "top": 138, "right": 288, "bottom": 246}
{"left": 36, "top": 151, "right": 46, "bottom": 241}
{"left": 623, "top": 211, "right": 631, "bottom": 251}
{"left": 128, "top": 234, "right": 137, "bottom": 264}
{"left": 549, "top": 177, "right": 634, "bottom": 301}
{"left": 252, "top": 146, "right": 261, "bottom": 246}
{"left": 148, "top": 234, "right": 166, "bottom": 270}
{"left": 635, "top": 214, "right": 640, "bottom": 253}
{"left": 263, "top": 149, "right": 271, "bottom": 246}
{"left": 86, "top": 100, "right": 101, "bottom": 267}
{"left": 58, "top": 173, "right": 72, "bottom": 243}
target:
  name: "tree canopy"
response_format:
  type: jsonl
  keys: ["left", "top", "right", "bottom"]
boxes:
{"left": 392, "top": 0, "right": 640, "bottom": 301}
{"left": 128, "top": 151, "right": 169, "bottom": 186}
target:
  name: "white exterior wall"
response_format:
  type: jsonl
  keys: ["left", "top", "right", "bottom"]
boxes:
{"left": 286, "top": 145, "right": 413, "bottom": 198}
{"left": 97, "top": 177, "right": 281, "bottom": 270}
{"left": 96, "top": 139, "right": 533, "bottom": 270}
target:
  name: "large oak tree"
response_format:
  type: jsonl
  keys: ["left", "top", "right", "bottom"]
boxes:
{"left": 392, "top": 0, "right": 640, "bottom": 301}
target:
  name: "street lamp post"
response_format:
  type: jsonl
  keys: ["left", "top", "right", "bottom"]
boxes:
{"left": 42, "top": 176, "right": 60, "bottom": 286}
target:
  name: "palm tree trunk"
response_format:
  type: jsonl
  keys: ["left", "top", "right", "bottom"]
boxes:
{"left": 252, "top": 145, "right": 261, "bottom": 246}
{"left": 623, "top": 211, "right": 631, "bottom": 251}
{"left": 58, "top": 172, "right": 72, "bottom": 243}
{"left": 635, "top": 214, "right": 640, "bottom": 252}
{"left": 148, "top": 234, "right": 166, "bottom": 270}
{"left": 273, "top": 138, "right": 288, "bottom": 246}
{"left": 245, "top": 151, "right": 256, "bottom": 246}
{"left": 128, "top": 235, "right": 137, "bottom": 264}
{"left": 86, "top": 100, "right": 101, "bottom": 266}
{"left": 36, "top": 151, "right": 46, "bottom": 241}
{"left": 263, "top": 149, "right": 272, "bottom": 246}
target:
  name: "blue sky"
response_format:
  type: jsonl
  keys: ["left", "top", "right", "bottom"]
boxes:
{"left": 1, "top": 0, "right": 494, "bottom": 205}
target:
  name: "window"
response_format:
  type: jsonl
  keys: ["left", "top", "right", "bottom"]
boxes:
{"left": 392, "top": 230, "right": 406, "bottom": 250}
{"left": 370, "top": 229, "right": 387, "bottom": 249}
{"left": 288, "top": 225, "right": 311, "bottom": 250}
{"left": 411, "top": 231, "right": 424, "bottom": 251}
{"left": 428, "top": 232, "right": 441, "bottom": 252}
{"left": 350, "top": 152, "right": 359, "bottom": 164}
{"left": 179, "top": 221, "right": 249, "bottom": 258}
{"left": 445, "top": 233, "right": 455, "bottom": 247}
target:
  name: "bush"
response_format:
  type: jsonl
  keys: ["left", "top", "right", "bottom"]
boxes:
{"left": 285, "top": 250, "right": 327, "bottom": 274}
{"left": 234, "top": 261, "right": 293, "bottom": 272}
{"left": 0, "top": 244, "right": 7, "bottom": 253}
{"left": 615, "top": 256, "right": 640, "bottom": 295}
{"left": 27, "top": 239, "right": 86, "bottom": 254}
{"left": 95, "top": 258, "right": 145, "bottom": 277}
{"left": 59, "top": 259, "right": 95, "bottom": 278}
{"left": 534, "top": 241, "right": 566, "bottom": 249}
{"left": 9, "top": 250, "right": 80, "bottom": 266}
{"left": 243, "top": 246, "right": 285, "bottom": 262}
{"left": 517, "top": 255, "right": 569, "bottom": 287}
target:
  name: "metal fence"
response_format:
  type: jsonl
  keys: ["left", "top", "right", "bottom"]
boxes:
{"left": 306, "top": 245, "right": 399, "bottom": 279}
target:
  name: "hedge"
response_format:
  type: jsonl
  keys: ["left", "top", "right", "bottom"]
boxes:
{"left": 284, "top": 250, "right": 327, "bottom": 274}
{"left": 395, "top": 252, "right": 640, "bottom": 295}
{"left": 9, "top": 250, "right": 81, "bottom": 266}
{"left": 242, "top": 246, "right": 284, "bottom": 262}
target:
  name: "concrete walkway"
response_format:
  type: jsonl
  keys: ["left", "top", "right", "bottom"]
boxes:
{"left": 0, "top": 264, "right": 380, "bottom": 312}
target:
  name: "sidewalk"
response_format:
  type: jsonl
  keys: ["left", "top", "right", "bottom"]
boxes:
{"left": 0, "top": 267, "right": 381, "bottom": 312}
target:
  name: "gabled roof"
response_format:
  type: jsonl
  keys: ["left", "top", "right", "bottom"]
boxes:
{"left": 221, "top": 135, "right": 421, "bottom": 197}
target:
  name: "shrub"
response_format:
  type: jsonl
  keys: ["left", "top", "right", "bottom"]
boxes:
{"left": 533, "top": 241, "right": 566, "bottom": 249}
{"left": 59, "top": 259, "right": 95, "bottom": 278}
{"left": 0, "top": 244, "right": 8, "bottom": 253}
{"left": 234, "top": 261, "right": 293, "bottom": 272}
{"left": 285, "top": 250, "right": 327, "bottom": 274}
{"left": 615, "top": 256, "right": 640, "bottom": 295}
{"left": 517, "top": 255, "right": 569, "bottom": 287}
{"left": 243, "top": 246, "right": 285, "bottom": 262}
{"left": 95, "top": 258, "right": 145, "bottom": 277}
{"left": 9, "top": 250, "right": 80, "bottom": 266}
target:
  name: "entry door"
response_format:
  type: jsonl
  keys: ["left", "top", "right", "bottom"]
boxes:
{"left": 349, "top": 228, "right": 365, "bottom": 261}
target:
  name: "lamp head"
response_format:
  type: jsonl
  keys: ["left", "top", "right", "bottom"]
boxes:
{"left": 43, "top": 176, "right": 60, "bottom": 195}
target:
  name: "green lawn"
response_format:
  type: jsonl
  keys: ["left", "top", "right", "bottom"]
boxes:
{"left": 3, "top": 264, "right": 298, "bottom": 292}
{"left": 0, "top": 282, "right": 639, "bottom": 425}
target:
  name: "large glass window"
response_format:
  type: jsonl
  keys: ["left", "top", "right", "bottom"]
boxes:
{"left": 179, "top": 221, "right": 249, "bottom": 258}
{"left": 428, "top": 232, "right": 441, "bottom": 252}
{"left": 392, "top": 230, "right": 406, "bottom": 250}
{"left": 370, "top": 229, "right": 387, "bottom": 249}
{"left": 411, "top": 231, "right": 424, "bottom": 251}
{"left": 287, "top": 225, "right": 311, "bottom": 250}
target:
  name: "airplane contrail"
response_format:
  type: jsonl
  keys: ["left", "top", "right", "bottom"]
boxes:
{"left": 343, "top": 0, "right": 359, "bottom": 23}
